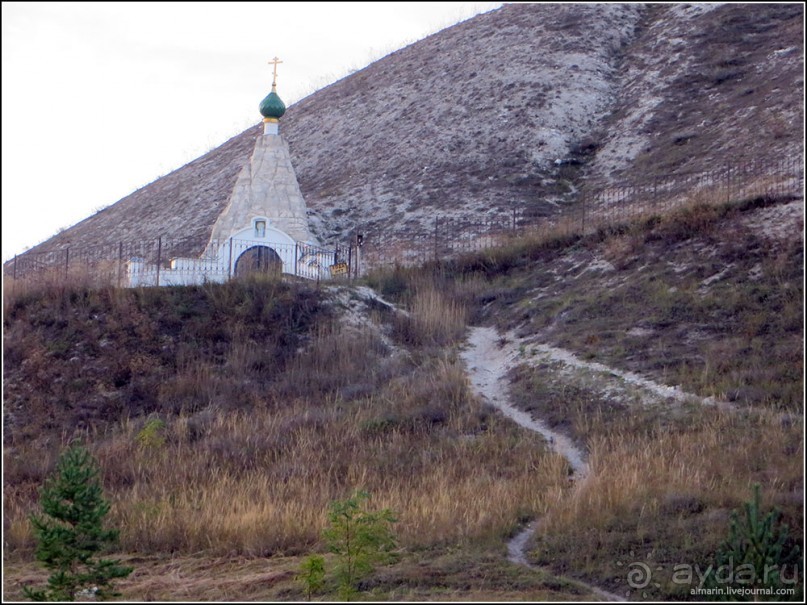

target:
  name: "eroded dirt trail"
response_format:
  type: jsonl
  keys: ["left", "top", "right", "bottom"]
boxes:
{"left": 461, "top": 325, "right": 625, "bottom": 602}
{"left": 461, "top": 326, "right": 589, "bottom": 475}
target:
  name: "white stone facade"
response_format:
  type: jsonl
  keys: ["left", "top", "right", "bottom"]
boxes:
{"left": 126, "top": 124, "right": 328, "bottom": 287}
{"left": 127, "top": 218, "right": 334, "bottom": 286}
{"left": 206, "top": 134, "right": 318, "bottom": 251}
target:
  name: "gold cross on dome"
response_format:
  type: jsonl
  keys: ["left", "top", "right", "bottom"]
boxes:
{"left": 268, "top": 56, "right": 283, "bottom": 87}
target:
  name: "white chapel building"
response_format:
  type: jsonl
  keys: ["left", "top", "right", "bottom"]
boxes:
{"left": 128, "top": 58, "right": 332, "bottom": 286}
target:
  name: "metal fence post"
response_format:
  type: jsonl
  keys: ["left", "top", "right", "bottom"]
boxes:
{"left": 155, "top": 237, "right": 162, "bottom": 286}
{"left": 580, "top": 197, "right": 586, "bottom": 234}
{"left": 726, "top": 163, "right": 731, "bottom": 204}
{"left": 64, "top": 247, "right": 70, "bottom": 277}
{"left": 13, "top": 254, "right": 17, "bottom": 280}
{"left": 117, "top": 242, "right": 123, "bottom": 288}
{"left": 294, "top": 242, "right": 299, "bottom": 277}
{"left": 228, "top": 238, "right": 234, "bottom": 280}
{"left": 434, "top": 216, "right": 440, "bottom": 261}
{"left": 347, "top": 244, "right": 353, "bottom": 282}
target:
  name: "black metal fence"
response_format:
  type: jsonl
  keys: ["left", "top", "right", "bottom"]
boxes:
{"left": 361, "top": 157, "right": 804, "bottom": 270}
{"left": 583, "top": 157, "right": 803, "bottom": 229}
{"left": 361, "top": 212, "right": 526, "bottom": 269}
{"left": 6, "top": 236, "right": 356, "bottom": 288}
{"left": 5, "top": 157, "right": 803, "bottom": 286}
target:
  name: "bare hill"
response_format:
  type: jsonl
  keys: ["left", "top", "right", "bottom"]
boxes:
{"left": 9, "top": 3, "right": 804, "bottom": 263}
{"left": 588, "top": 3, "right": 804, "bottom": 185}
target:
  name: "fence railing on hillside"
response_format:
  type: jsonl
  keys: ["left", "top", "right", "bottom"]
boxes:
{"left": 5, "top": 236, "right": 355, "bottom": 289}
{"left": 361, "top": 211, "right": 526, "bottom": 269}
{"left": 582, "top": 157, "right": 803, "bottom": 231}
{"left": 5, "top": 157, "right": 803, "bottom": 286}
{"left": 361, "top": 156, "right": 804, "bottom": 271}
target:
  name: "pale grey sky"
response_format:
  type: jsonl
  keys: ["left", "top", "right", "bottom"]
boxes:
{"left": 1, "top": 1, "right": 502, "bottom": 260}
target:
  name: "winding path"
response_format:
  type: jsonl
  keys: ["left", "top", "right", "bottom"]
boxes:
{"left": 460, "top": 325, "right": 625, "bottom": 602}
{"left": 357, "top": 287, "right": 787, "bottom": 601}
{"left": 354, "top": 288, "right": 632, "bottom": 599}
{"left": 461, "top": 327, "right": 589, "bottom": 475}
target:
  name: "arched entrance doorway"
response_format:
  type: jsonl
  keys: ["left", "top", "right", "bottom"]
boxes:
{"left": 234, "top": 245, "right": 282, "bottom": 278}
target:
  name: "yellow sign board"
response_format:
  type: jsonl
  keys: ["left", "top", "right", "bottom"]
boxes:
{"left": 330, "top": 261, "right": 349, "bottom": 276}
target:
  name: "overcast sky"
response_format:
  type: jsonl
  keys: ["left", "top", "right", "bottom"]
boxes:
{"left": 1, "top": 1, "right": 502, "bottom": 261}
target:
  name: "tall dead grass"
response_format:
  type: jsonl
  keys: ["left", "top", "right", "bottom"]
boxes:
{"left": 530, "top": 401, "right": 803, "bottom": 598}
{"left": 98, "top": 401, "right": 561, "bottom": 556}
{"left": 395, "top": 285, "right": 468, "bottom": 347}
{"left": 3, "top": 262, "right": 120, "bottom": 311}
{"left": 545, "top": 408, "right": 802, "bottom": 532}
{"left": 5, "top": 356, "right": 563, "bottom": 556}
{"left": 3, "top": 286, "right": 565, "bottom": 558}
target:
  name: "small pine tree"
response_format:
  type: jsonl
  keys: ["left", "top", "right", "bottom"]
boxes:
{"left": 323, "top": 490, "right": 397, "bottom": 601}
{"left": 705, "top": 484, "right": 801, "bottom": 601}
{"left": 23, "top": 445, "right": 133, "bottom": 602}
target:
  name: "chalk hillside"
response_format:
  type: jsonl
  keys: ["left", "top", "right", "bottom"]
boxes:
{"left": 11, "top": 2, "right": 804, "bottom": 261}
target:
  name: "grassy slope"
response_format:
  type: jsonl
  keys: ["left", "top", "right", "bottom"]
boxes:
{"left": 415, "top": 195, "right": 803, "bottom": 409}
{"left": 3, "top": 277, "right": 591, "bottom": 601}
{"left": 3, "top": 278, "right": 323, "bottom": 444}
{"left": 3, "top": 549, "right": 594, "bottom": 602}
{"left": 367, "top": 193, "right": 804, "bottom": 601}
{"left": 3, "top": 194, "right": 803, "bottom": 601}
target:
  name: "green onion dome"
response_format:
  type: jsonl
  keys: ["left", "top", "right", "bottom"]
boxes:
{"left": 259, "top": 89, "right": 286, "bottom": 120}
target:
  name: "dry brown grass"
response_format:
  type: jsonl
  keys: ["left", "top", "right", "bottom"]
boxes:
{"left": 393, "top": 280, "right": 469, "bottom": 347}
{"left": 545, "top": 408, "right": 802, "bottom": 532}
{"left": 96, "top": 357, "right": 561, "bottom": 556}
{"left": 3, "top": 281, "right": 565, "bottom": 567}
{"left": 3, "top": 261, "right": 121, "bottom": 308}
{"left": 524, "top": 389, "right": 803, "bottom": 599}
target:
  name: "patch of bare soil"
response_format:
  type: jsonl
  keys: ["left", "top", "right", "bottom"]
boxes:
{"left": 461, "top": 326, "right": 588, "bottom": 475}
{"left": 461, "top": 325, "right": 635, "bottom": 602}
